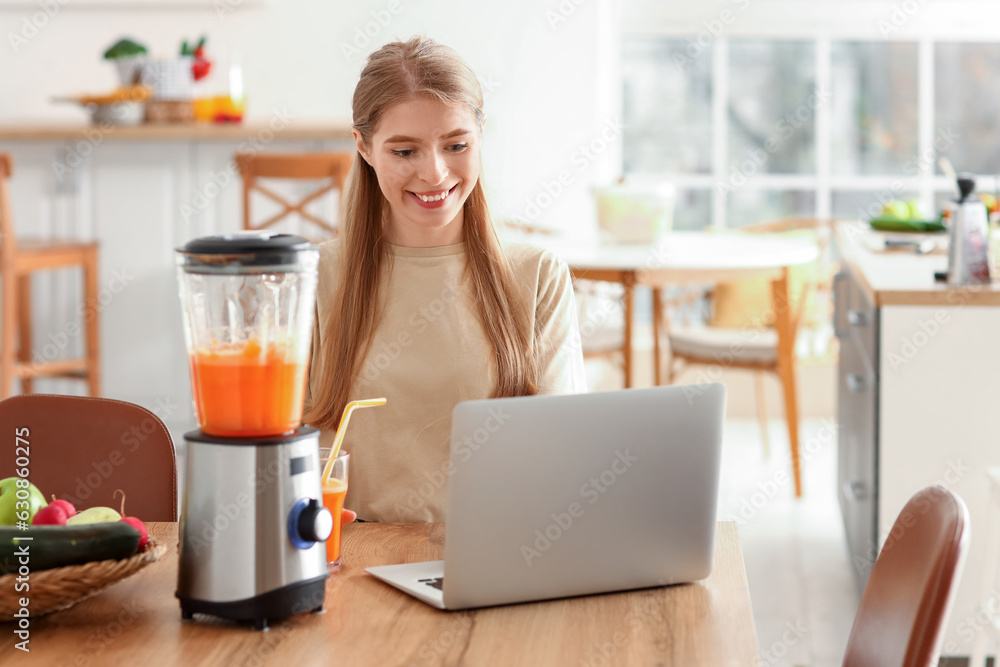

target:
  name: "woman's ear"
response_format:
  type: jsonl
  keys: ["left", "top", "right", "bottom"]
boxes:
{"left": 353, "top": 129, "right": 372, "bottom": 165}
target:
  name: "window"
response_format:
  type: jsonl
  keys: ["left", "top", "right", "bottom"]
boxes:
{"left": 622, "top": 16, "right": 1000, "bottom": 228}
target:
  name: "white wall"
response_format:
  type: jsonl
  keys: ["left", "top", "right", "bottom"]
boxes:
{"left": 1, "top": 0, "right": 622, "bottom": 234}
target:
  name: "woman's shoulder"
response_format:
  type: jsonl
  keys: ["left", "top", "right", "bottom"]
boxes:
{"left": 316, "top": 237, "right": 346, "bottom": 275}
{"left": 315, "top": 237, "right": 345, "bottom": 302}
{"left": 502, "top": 240, "right": 568, "bottom": 278}
{"left": 316, "top": 237, "right": 343, "bottom": 262}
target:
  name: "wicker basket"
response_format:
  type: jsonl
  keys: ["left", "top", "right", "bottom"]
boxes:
{"left": 0, "top": 537, "right": 166, "bottom": 617}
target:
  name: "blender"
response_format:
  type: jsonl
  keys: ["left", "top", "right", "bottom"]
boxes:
{"left": 174, "top": 231, "right": 332, "bottom": 631}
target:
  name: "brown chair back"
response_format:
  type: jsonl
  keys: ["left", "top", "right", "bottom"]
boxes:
{"left": 0, "top": 394, "right": 178, "bottom": 521}
{"left": 842, "top": 485, "right": 969, "bottom": 667}
{"left": 235, "top": 151, "right": 354, "bottom": 242}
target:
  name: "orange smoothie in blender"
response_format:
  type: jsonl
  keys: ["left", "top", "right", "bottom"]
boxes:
{"left": 189, "top": 338, "right": 306, "bottom": 437}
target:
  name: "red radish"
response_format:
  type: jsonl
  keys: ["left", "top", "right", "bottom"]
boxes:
{"left": 32, "top": 504, "right": 68, "bottom": 525}
{"left": 49, "top": 496, "right": 77, "bottom": 518}
{"left": 121, "top": 516, "right": 148, "bottom": 548}
{"left": 114, "top": 489, "right": 149, "bottom": 549}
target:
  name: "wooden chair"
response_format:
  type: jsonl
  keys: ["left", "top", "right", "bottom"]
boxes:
{"left": 0, "top": 153, "right": 100, "bottom": 399}
{"left": 235, "top": 151, "right": 354, "bottom": 242}
{"left": 575, "top": 279, "right": 630, "bottom": 382}
{"left": 0, "top": 394, "right": 178, "bottom": 521}
{"left": 659, "top": 218, "right": 836, "bottom": 497}
{"left": 843, "top": 485, "right": 969, "bottom": 667}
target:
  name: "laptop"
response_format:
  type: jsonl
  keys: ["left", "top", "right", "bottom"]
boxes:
{"left": 365, "top": 382, "right": 726, "bottom": 610}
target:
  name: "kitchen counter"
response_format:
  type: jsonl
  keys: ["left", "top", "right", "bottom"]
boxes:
{"left": 834, "top": 222, "right": 1000, "bottom": 658}
{"left": 0, "top": 121, "right": 353, "bottom": 142}
{"left": 836, "top": 220, "right": 1000, "bottom": 306}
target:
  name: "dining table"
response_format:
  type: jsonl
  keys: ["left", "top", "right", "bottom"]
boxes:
{"left": 543, "top": 231, "right": 819, "bottom": 497}
{"left": 1, "top": 521, "right": 760, "bottom": 666}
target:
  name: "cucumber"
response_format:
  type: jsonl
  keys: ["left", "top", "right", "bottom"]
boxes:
{"left": 0, "top": 523, "right": 140, "bottom": 575}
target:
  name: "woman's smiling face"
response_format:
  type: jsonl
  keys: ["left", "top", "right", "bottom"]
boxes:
{"left": 356, "top": 96, "right": 481, "bottom": 247}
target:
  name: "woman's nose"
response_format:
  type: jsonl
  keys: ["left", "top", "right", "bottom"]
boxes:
{"left": 418, "top": 150, "right": 448, "bottom": 184}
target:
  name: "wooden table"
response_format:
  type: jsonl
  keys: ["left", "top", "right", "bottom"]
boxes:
{"left": 1, "top": 521, "right": 759, "bottom": 666}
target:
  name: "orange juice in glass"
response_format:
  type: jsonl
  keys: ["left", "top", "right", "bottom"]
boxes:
{"left": 321, "top": 452, "right": 349, "bottom": 573}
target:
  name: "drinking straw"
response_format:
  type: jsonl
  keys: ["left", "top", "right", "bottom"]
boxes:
{"left": 321, "top": 397, "right": 387, "bottom": 484}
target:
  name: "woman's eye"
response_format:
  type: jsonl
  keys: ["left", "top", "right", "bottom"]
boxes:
{"left": 391, "top": 149, "right": 413, "bottom": 158}
{"left": 447, "top": 143, "right": 469, "bottom": 152}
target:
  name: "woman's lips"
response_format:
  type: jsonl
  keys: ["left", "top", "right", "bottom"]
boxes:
{"left": 409, "top": 184, "right": 457, "bottom": 209}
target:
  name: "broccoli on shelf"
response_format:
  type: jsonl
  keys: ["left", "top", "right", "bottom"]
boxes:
{"left": 103, "top": 38, "right": 148, "bottom": 60}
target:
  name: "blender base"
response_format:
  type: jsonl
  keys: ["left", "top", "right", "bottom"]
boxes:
{"left": 177, "top": 575, "right": 328, "bottom": 631}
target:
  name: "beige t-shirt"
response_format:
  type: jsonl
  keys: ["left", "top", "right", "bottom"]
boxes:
{"left": 307, "top": 239, "right": 587, "bottom": 522}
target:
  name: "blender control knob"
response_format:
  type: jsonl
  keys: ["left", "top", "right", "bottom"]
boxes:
{"left": 288, "top": 498, "right": 333, "bottom": 549}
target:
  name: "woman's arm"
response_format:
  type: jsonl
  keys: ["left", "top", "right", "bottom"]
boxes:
{"left": 534, "top": 251, "right": 588, "bottom": 394}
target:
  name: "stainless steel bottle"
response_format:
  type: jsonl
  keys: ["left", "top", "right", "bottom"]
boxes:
{"left": 947, "top": 176, "right": 991, "bottom": 285}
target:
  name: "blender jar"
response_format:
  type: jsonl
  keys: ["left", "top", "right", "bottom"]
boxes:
{"left": 176, "top": 232, "right": 319, "bottom": 437}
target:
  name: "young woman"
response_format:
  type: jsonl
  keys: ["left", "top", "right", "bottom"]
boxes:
{"left": 304, "top": 36, "right": 586, "bottom": 522}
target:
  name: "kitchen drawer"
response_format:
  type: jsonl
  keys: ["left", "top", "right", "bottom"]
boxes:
{"left": 834, "top": 269, "right": 879, "bottom": 595}
{"left": 834, "top": 269, "right": 878, "bottom": 369}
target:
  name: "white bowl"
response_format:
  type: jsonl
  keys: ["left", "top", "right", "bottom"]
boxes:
{"left": 591, "top": 182, "right": 676, "bottom": 244}
{"left": 90, "top": 101, "right": 145, "bottom": 126}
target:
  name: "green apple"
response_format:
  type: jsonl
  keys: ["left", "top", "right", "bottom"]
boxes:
{"left": 980, "top": 193, "right": 998, "bottom": 215}
{"left": 881, "top": 200, "right": 910, "bottom": 220}
{"left": 905, "top": 198, "right": 926, "bottom": 220}
{"left": 0, "top": 477, "right": 48, "bottom": 526}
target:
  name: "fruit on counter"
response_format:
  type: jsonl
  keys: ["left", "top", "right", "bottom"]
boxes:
{"left": 114, "top": 489, "right": 149, "bottom": 549}
{"left": 31, "top": 504, "right": 68, "bottom": 526}
{"left": 980, "top": 193, "right": 999, "bottom": 215}
{"left": 103, "top": 38, "right": 148, "bottom": 60}
{"left": 49, "top": 497, "right": 77, "bottom": 519}
{"left": 879, "top": 200, "right": 910, "bottom": 220}
{"left": 0, "top": 478, "right": 47, "bottom": 526}
{"left": 120, "top": 517, "right": 149, "bottom": 549}
{"left": 31, "top": 497, "right": 77, "bottom": 526}
{"left": 66, "top": 506, "right": 122, "bottom": 525}
{"left": 879, "top": 199, "right": 928, "bottom": 221}
{"left": 0, "top": 523, "right": 141, "bottom": 574}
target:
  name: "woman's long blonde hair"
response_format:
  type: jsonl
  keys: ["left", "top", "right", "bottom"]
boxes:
{"left": 304, "top": 36, "right": 538, "bottom": 431}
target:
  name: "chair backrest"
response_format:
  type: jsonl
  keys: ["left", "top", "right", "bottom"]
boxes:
{"left": 707, "top": 218, "right": 833, "bottom": 334}
{"left": 0, "top": 394, "right": 178, "bottom": 521}
{"left": 235, "top": 151, "right": 354, "bottom": 242}
{"left": 0, "top": 153, "right": 15, "bottom": 264}
{"left": 842, "top": 485, "right": 969, "bottom": 667}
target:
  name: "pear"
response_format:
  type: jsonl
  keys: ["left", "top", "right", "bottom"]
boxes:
{"left": 66, "top": 506, "right": 122, "bottom": 525}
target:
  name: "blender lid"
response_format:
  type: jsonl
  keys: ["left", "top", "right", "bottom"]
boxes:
{"left": 176, "top": 231, "right": 317, "bottom": 274}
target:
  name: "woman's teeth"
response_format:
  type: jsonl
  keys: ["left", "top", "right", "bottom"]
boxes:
{"left": 417, "top": 188, "right": 451, "bottom": 203}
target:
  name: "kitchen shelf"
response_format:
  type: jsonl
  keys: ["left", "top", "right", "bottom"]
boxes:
{"left": 0, "top": 122, "right": 353, "bottom": 142}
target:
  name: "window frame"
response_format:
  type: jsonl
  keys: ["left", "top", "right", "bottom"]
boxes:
{"left": 622, "top": 1, "right": 1000, "bottom": 227}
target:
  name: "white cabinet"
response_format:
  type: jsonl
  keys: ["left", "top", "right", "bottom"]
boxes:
{"left": 835, "top": 224, "right": 1000, "bottom": 659}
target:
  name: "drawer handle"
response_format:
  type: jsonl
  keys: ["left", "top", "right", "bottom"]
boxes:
{"left": 847, "top": 310, "right": 868, "bottom": 327}
{"left": 833, "top": 273, "right": 848, "bottom": 338}
{"left": 846, "top": 373, "right": 869, "bottom": 393}
{"left": 843, "top": 481, "right": 868, "bottom": 502}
